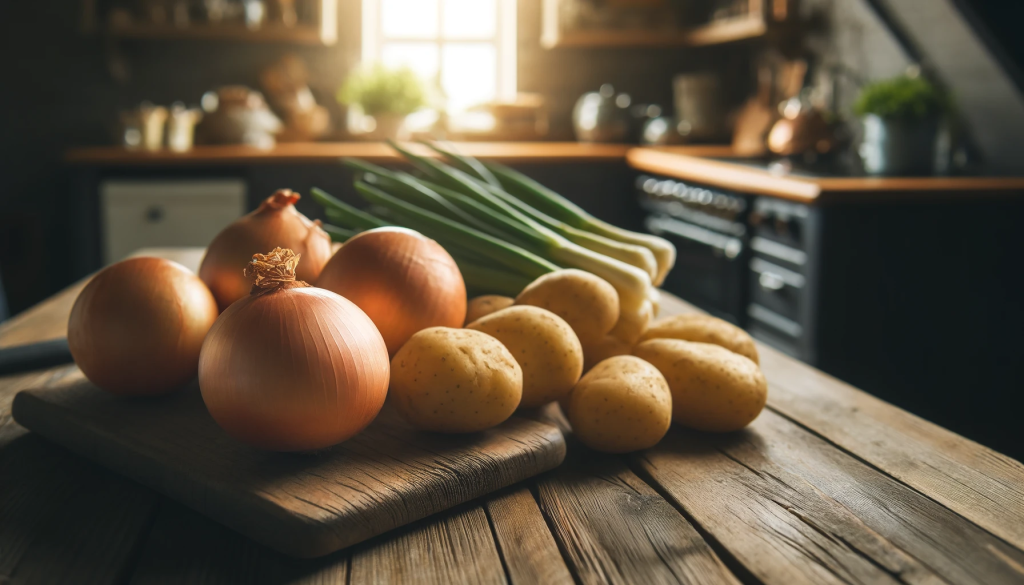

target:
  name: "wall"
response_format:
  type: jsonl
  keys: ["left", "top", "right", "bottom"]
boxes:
{"left": 0, "top": 0, "right": 707, "bottom": 314}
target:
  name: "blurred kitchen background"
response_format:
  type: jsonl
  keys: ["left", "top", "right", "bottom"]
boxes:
{"left": 2, "top": 0, "right": 1024, "bottom": 457}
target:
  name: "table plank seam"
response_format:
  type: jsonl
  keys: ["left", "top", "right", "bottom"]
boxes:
{"left": 762, "top": 402, "right": 1024, "bottom": 556}
{"left": 481, "top": 495, "right": 515, "bottom": 585}
{"left": 526, "top": 481, "right": 588, "bottom": 585}
{"left": 626, "top": 457, "right": 761, "bottom": 585}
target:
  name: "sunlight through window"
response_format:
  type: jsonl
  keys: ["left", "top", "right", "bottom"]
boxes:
{"left": 363, "top": 0, "right": 516, "bottom": 117}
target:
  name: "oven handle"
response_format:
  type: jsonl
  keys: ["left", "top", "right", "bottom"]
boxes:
{"left": 645, "top": 216, "right": 744, "bottom": 259}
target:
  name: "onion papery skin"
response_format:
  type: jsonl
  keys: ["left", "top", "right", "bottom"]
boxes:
{"left": 68, "top": 257, "right": 219, "bottom": 396}
{"left": 198, "top": 286, "right": 390, "bottom": 451}
{"left": 199, "top": 190, "right": 333, "bottom": 311}
{"left": 317, "top": 227, "right": 467, "bottom": 356}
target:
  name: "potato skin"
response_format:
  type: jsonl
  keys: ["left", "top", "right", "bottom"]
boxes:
{"left": 581, "top": 334, "right": 633, "bottom": 373}
{"left": 464, "top": 295, "right": 514, "bottom": 326}
{"left": 568, "top": 356, "right": 672, "bottom": 453}
{"left": 390, "top": 327, "right": 522, "bottom": 433}
{"left": 633, "top": 339, "right": 767, "bottom": 432}
{"left": 467, "top": 306, "right": 583, "bottom": 408}
{"left": 515, "top": 269, "right": 619, "bottom": 342}
{"left": 639, "top": 313, "right": 759, "bottom": 364}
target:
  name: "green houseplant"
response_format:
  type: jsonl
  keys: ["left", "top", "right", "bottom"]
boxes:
{"left": 854, "top": 74, "right": 949, "bottom": 175}
{"left": 338, "top": 64, "right": 427, "bottom": 140}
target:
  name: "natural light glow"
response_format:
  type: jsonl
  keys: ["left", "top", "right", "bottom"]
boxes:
{"left": 363, "top": 0, "right": 515, "bottom": 117}
{"left": 442, "top": 43, "right": 497, "bottom": 112}
{"left": 380, "top": 0, "right": 437, "bottom": 38}
{"left": 443, "top": 0, "right": 496, "bottom": 39}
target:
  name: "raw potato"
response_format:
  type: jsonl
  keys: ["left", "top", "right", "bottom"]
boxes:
{"left": 465, "top": 295, "right": 514, "bottom": 325}
{"left": 639, "top": 313, "right": 759, "bottom": 364}
{"left": 515, "top": 269, "right": 619, "bottom": 342}
{"left": 609, "top": 299, "right": 653, "bottom": 345}
{"left": 568, "top": 356, "right": 672, "bottom": 453}
{"left": 390, "top": 327, "right": 522, "bottom": 433}
{"left": 467, "top": 306, "right": 583, "bottom": 408}
{"left": 634, "top": 339, "right": 767, "bottom": 432}
{"left": 581, "top": 334, "right": 632, "bottom": 373}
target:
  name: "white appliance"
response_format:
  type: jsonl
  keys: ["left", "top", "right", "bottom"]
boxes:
{"left": 100, "top": 180, "right": 246, "bottom": 264}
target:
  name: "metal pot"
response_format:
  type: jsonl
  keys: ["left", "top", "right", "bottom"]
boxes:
{"left": 573, "top": 84, "right": 630, "bottom": 143}
{"left": 858, "top": 114, "right": 940, "bottom": 176}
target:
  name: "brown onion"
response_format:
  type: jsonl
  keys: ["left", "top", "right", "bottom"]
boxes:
{"left": 199, "top": 189, "right": 332, "bottom": 311}
{"left": 317, "top": 227, "right": 466, "bottom": 355}
{"left": 68, "top": 257, "right": 218, "bottom": 396}
{"left": 199, "top": 248, "right": 390, "bottom": 451}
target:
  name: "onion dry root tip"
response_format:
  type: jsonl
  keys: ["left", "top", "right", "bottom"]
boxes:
{"left": 244, "top": 247, "right": 311, "bottom": 294}
{"left": 266, "top": 189, "right": 301, "bottom": 210}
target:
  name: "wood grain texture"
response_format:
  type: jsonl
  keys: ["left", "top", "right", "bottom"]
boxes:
{"left": 129, "top": 502, "right": 348, "bottom": 585}
{"left": 638, "top": 409, "right": 1024, "bottom": 585}
{"left": 759, "top": 347, "right": 1024, "bottom": 554}
{"left": 484, "top": 487, "right": 574, "bottom": 585}
{"left": 349, "top": 505, "right": 507, "bottom": 585}
{"left": 658, "top": 293, "right": 1024, "bottom": 554}
{"left": 536, "top": 453, "right": 740, "bottom": 585}
{"left": 11, "top": 375, "right": 565, "bottom": 558}
{"left": 627, "top": 148, "right": 1024, "bottom": 203}
{"left": 0, "top": 432, "right": 157, "bottom": 584}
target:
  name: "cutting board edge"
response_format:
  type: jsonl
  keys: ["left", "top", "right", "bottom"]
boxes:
{"left": 11, "top": 388, "right": 567, "bottom": 558}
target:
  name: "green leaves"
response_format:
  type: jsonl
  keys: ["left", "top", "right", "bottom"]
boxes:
{"left": 854, "top": 75, "right": 949, "bottom": 120}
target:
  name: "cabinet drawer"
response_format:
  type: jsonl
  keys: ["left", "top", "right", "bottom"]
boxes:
{"left": 101, "top": 180, "right": 246, "bottom": 264}
{"left": 748, "top": 256, "right": 805, "bottom": 321}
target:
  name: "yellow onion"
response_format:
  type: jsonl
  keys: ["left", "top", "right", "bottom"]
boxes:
{"left": 199, "top": 248, "right": 390, "bottom": 451}
{"left": 68, "top": 257, "right": 218, "bottom": 396}
{"left": 317, "top": 227, "right": 466, "bottom": 356}
{"left": 200, "top": 189, "right": 332, "bottom": 311}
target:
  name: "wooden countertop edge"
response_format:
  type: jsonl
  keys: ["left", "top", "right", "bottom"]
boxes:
{"left": 64, "top": 142, "right": 637, "bottom": 165}
{"left": 628, "top": 148, "right": 1024, "bottom": 202}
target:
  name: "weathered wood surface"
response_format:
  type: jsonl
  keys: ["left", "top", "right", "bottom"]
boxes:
{"left": 11, "top": 373, "right": 565, "bottom": 558}
{"left": 2, "top": 247, "right": 1024, "bottom": 584}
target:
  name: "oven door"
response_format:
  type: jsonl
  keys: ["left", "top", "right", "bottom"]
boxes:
{"left": 645, "top": 214, "right": 749, "bottom": 324}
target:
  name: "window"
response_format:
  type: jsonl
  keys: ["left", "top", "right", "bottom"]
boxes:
{"left": 362, "top": 0, "right": 517, "bottom": 115}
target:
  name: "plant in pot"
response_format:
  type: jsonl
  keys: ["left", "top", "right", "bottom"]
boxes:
{"left": 854, "top": 74, "right": 949, "bottom": 176}
{"left": 337, "top": 64, "right": 427, "bottom": 140}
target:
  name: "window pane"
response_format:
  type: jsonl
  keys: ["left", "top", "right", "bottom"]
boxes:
{"left": 382, "top": 42, "right": 440, "bottom": 82}
{"left": 442, "top": 0, "right": 496, "bottom": 39}
{"left": 381, "top": 0, "right": 438, "bottom": 39}
{"left": 442, "top": 43, "right": 496, "bottom": 112}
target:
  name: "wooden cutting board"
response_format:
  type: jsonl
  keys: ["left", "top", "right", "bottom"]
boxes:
{"left": 11, "top": 367, "right": 566, "bottom": 558}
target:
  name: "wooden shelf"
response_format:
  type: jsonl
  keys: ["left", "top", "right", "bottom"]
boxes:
{"left": 106, "top": 22, "right": 329, "bottom": 44}
{"left": 543, "top": 15, "right": 768, "bottom": 49}
{"left": 84, "top": 0, "right": 337, "bottom": 45}
{"left": 107, "top": 22, "right": 331, "bottom": 45}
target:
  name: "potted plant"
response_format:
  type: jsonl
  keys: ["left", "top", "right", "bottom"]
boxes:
{"left": 337, "top": 64, "right": 427, "bottom": 140}
{"left": 854, "top": 74, "right": 949, "bottom": 176}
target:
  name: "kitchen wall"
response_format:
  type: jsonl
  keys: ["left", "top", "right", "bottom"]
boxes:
{"left": 1, "top": 0, "right": 1020, "bottom": 314}
{"left": 0, "top": 0, "right": 706, "bottom": 314}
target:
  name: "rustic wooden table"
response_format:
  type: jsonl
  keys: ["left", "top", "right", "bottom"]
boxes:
{"left": 2, "top": 248, "right": 1023, "bottom": 585}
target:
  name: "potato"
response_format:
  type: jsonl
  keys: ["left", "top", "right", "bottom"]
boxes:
{"left": 608, "top": 299, "right": 653, "bottom": 345}
{"left": 515, "top": 269, "right": 618, "bottom": 342}
{"left": 467, "top": 306, "right": 583, "bottom": 408}
{"left": 633, "top": 339, "right": 767, "bottom": 432}
{"left": 567, "top": 355, "right": 672, "bottom": 453}
{"left": 390, "top": 327, "right": 522, "bottom": 433}
{"left": 581, "top": 334, "right": 632, "bottom": 373}
{"left": 465, "top": 295, "right": 514, "bottom": 325}
{"left": 639, "top": 313, "right": 759, "bottom": 364}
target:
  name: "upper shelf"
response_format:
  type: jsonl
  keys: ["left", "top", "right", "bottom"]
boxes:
{"left": 106, "top": 22, "right": 332, "bottom": 45}
{"left": 542, "top": 15, "right": 768, "bottom": 49}
{"left": 83, "top": 0, "right": 337, "bottom": 45}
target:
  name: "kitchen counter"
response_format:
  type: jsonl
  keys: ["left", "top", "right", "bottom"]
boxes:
{"left": 2, "top": 247, "right": 1022, "bottom": 583}
{"left": 628, "top": 147, "right": 1024, "bottom": 203}
{"left": 65, "top": 142, "right": 734, "bottom": 166}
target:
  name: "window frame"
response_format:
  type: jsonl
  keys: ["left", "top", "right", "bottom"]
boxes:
{"left": 361, "top": 0, "right": 518, "bottom": 111}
